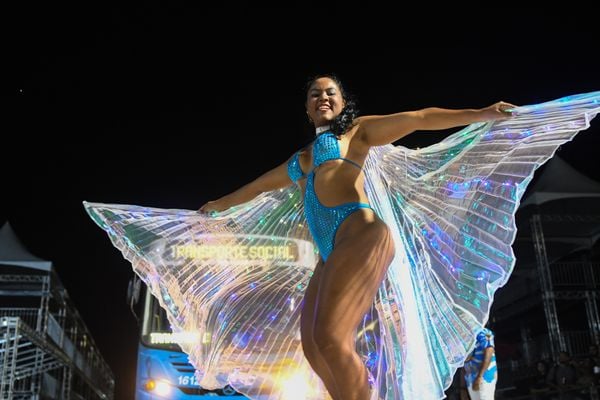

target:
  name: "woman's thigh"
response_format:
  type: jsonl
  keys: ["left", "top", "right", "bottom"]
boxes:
{"left": 313, "top": 210, "right": 395, "bottom": 339}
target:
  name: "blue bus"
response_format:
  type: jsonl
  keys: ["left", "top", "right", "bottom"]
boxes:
{"left": 127, "top": 275, "right": 248, "bottom": 399}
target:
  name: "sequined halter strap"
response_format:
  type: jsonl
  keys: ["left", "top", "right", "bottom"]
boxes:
{"left": 313, "top": 128, "right": 363, "bottom": 171}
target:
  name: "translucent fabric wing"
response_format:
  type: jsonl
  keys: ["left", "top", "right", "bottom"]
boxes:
{"left": 360, "top": 91, "right": 600, "bottom": 398}
{"left": 85, "top": 188, "right": 331, "bottom": 400}
{"left": 85, "top": 90, "right": 600, "bottom": 400}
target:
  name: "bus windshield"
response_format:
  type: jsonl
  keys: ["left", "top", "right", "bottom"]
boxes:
{"left": 140, "top": 288, "right": 183, "bottom": 351}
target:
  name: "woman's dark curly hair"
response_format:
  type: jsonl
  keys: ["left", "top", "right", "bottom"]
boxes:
{"left": 305, "top": 73, "right": 359, "bottom": 137}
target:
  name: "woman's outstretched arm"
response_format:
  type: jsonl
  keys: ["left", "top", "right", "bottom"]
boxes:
{"left": 356, "top": 101, "right": 516, "bottom": 147}
{"left": 199, "top": 157, "right": 294, "bottom": 214}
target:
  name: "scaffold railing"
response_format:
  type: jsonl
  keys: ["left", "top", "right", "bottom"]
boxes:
{"left": 551, "top": 262, "right": 600, "bottom": 288}
{"left": 0, "top": 315, "right": 114, "bottom": 400}
{"left": 0, "top": 276, "right": 114, "bottom": 400}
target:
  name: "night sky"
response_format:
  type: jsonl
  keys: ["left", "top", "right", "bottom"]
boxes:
{"left": 5, "top": 5, "right": 600, "bottom": 399}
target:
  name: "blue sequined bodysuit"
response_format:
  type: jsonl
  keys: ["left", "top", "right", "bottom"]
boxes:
{"left": 287, "top": 126, "right": 374, "bottom": 261}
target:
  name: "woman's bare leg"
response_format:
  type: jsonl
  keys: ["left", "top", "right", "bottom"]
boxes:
{"left": 300, "top": 259, "right": 340, "bottom": 398}
{"left": 312, "top": 210, "right": 395, "bottom": 400}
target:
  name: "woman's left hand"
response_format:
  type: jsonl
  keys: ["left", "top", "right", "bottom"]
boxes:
{"left": 481, "top": 101, "right": 518, "bottom": 120}
{"left": 198, "top": 199, "right": 228, "bottom": 216}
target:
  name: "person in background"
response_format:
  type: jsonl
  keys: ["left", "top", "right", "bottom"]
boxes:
{"left": 529, "top": 359, "right": 551, "bottom": 399}
{"left": 463, "top": 328, "right": 497, "bottom": 400}
{"left": 546, "top": 351, "right": 582, "bottom": 400}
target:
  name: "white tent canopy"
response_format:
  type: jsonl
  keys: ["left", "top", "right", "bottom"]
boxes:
{"left": 0, "top": 222, "right": 52, "bottom": 271}
{"left": 512, "top": 156, "right": 600, "bottom": 265}
{"left": 520, "top": 156, "right": 600, "bottom": 208}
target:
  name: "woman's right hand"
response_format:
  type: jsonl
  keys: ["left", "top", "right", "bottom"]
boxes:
{"left": 198, "top": 199, "right": 228, "bottom": 216}
{"left": 480, "top": 101, "right": 518, "bottom": 120}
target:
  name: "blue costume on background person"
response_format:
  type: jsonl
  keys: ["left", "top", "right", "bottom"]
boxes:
{"left": 464, "top": 328, "right": 497, "bottom": 399}
{"left": 84, "top": 91, "right": 600, "bottom": 399}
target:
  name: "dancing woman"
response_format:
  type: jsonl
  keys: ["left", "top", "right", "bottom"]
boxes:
{"left": 85, "top": 76, "right": 599, "bottom": 399}
{"left": 199, "top": 74, "right": 515, "bottom": 400}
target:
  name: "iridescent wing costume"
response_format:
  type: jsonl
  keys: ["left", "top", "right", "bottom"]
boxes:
{"left": 84, "top": 91, "right": 600, "bottom": 399}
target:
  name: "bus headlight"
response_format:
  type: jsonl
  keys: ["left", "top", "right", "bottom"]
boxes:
{"left": 279, "top": 371, "right": 312, "bottom": 400}
{"left": 144, "top": 379, "right": 171, "bottom": 396}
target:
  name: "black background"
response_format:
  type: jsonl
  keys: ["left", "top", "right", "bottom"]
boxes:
{"left": 4, "top": 5, "right": 600, "bottom": 399}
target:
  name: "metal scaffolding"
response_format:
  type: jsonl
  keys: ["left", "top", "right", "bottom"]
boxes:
{"left": 530, "top": 213, "right": 600, "bottom": 361}
{"left": 0, "top": 223, "right": 114, "bottom": 400}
